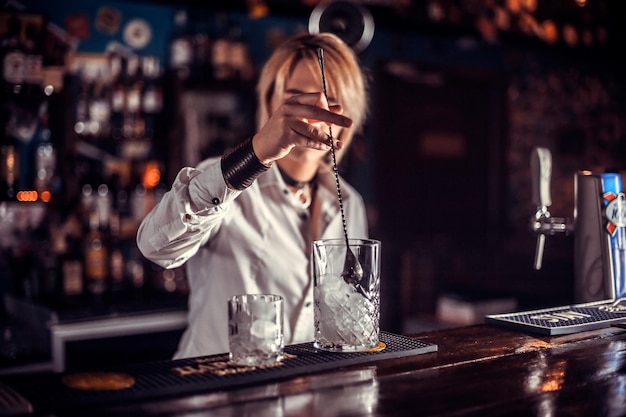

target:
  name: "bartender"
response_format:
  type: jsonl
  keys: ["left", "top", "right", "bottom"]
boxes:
{"left": 137, "top": 32, "right": 369, "bottom": 358}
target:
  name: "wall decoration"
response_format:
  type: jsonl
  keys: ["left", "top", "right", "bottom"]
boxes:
{"left": 95, "top": 6, "right": 122, "bottom": 36}
{"left": 64, "top": 12, "right": 90, "bottom": 40}
{"left": 123, "top": 18, "right": 151, "bottom": 50}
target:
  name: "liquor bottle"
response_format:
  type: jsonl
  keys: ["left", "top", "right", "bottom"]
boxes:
{"left": 169, "top": 10, "right": 193, "bottom": 79}
{"left": 88, "top": 66, "right": 111, "bottom": 142}
{"left": 95, "top": 183, "right": 112, "bottom": 233}
{"left": 74, "top": 66, "right": 91, "bottom": 137}
{"left": 107, "top": 227, "right": 125, "bottom": 298}
{"left": 126, "top": 244, "right": 146, "bottom": 293}
{"left": 12, "top": 227, "right": 39, "bottom": 300}
{"left": 109, "top": 173, "right": 132, "bottom": 297}
{"left": 140, "top": 56, "right": 163, "bottom": 144}
{"left": 84, "top": 209, "right": 108, "bottom": 298}
{"left": 113, "top": 173, "right": 131, "bottom": 223}
{"left": 22, "top": 22, "right": 43, "bottom": 95}
{"left": 122, "top": 55, "right": 144, "bottom": 143}
{"left": 34, "top": 113, "right": 56, "bottom": 201}
{"left": 60, "top": 235, "right": 85, "bottom": 305}
{"left": 0, "top": 117, "right": 18, "bottom": 200}
{"left": 131, "top": 182, "right": 147, "bottom": 224}
{"left": 192, "top": 25, "right": 212, "bottom": 79}
{"left": 211, "top": 34, "right": 233, "bottom": 81}
{"left": 1, "top": 15, "right": 25, "bottom": 95}
{"left": 37, "top": 218, "right": 61, "bottom": 303}
{"left": 38, "top": 240, "right": 59, "bottom": 303}
{"left": 226, "top": 24, "right": 253, "bottom": 82}
{"left": 79, "top": 182, "right": 94, "bottom": 226}
{"left": 109, "top": 53, "right": 125, "bottom": 141}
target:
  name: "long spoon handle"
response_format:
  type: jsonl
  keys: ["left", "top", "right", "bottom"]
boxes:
{"left": 316, "top": 48, "right": 350, "bottom": 247}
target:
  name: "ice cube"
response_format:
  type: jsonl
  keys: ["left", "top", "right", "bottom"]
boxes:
{"left": 250, "top": 299, "right": 276, "bottom": 320}
{"left": 320, "top": 273, "right": 342, "bottom": 290}
{"left": 315, "top": 270, "right": 379, "bottom": 346}
{"left": 251, "top": 319, "right": 278, "bottom": 340}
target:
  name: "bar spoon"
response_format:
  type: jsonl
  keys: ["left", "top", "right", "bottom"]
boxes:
{"left": 316, "top": 48, "right": 366, "bottom": 296}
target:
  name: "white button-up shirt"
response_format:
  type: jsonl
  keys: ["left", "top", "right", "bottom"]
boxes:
{"left": 136, "top": 157, "right": 368, "bottom": 358}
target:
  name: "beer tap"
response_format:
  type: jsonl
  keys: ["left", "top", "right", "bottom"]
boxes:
{"left": 529, "top": 147, "right": 626, "bottom": 301}
{"left": 530, "top": 147, "right": 573, "bottom": 270}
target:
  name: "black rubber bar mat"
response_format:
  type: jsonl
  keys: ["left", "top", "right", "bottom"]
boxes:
{"left": 0, "top": 332, "right": 436, "bottom": 413}
{"left": 486, "top": 299, "right": 626, "bottom": 335}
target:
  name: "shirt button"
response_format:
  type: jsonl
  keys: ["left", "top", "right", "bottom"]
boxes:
{"left": 184, "top": 213, "right": 192, "bottom": 221}
{"left": 211, "top": 197, "right": 220, "bottom": 205}
{"left": 305, "top": 302, "right": 312, "bottom": 307}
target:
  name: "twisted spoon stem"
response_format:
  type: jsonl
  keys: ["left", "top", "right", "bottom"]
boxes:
{"left": 317, "top": 48, "right": 350, "bottom": 248}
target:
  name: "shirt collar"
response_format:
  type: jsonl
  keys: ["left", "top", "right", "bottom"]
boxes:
{"left": 257, "top": 164, "right": 349, "bottom": 206}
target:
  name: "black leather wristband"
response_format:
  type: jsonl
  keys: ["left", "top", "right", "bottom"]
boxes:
{"left": 221, "top": 137, "right": 271, "bottom": 190}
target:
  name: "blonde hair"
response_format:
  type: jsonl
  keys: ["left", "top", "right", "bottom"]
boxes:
{"left": 256, "top": 32, "right": 368, "bottom": 162}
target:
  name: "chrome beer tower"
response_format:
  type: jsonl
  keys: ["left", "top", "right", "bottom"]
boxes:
{"left": 531, "top": 147, "right": 626, "bottom": 302}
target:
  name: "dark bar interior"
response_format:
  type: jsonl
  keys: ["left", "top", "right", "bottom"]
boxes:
{"left": 1, "top": 0, "right": 625, "bottom": 415}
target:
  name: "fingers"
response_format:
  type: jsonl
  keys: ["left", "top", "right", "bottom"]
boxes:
{"left": 289, "top": 119, "right": 333, "bottom": 150}
{"left": 254, "top": 93, "right": 349, "bottom": 163}
{"left": 284, "top": 93, "right": 352, "bottom": 128}
{"left": 282, "top": 94, "right": 349, "bottom": 151}
{"left": 289, "top": 120, "right": 345, "bottom": 151}
{"left": 329, "top": 104, "right": 343, "bottom": 115}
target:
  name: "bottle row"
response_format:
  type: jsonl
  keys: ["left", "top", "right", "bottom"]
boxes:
{"left": 5, "top": 230, "right": 188, "bottom": 308}
{"left": 1, "top": 12, "right": 44, "bottom": 97}
{"left": 0, "top": 9, "right": 258, "bottom": 308}
{"left": 1, "top": 52, "right": 166, "bottom": 204}
{"left": 168, "top": 10, "right": 255, "bottom": 85}
{"left": 0, "top": 95, "right": 57, "bottom": 202}
{"left": 1, "top": 164, "right": 188, "bottom": 308}
{"left": 71, "top": 52, "right": 164, "bottom": 160}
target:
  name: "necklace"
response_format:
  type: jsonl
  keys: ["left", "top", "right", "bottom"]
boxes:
{"left": 278, "top": 167, "right": 317, "bottom": 209}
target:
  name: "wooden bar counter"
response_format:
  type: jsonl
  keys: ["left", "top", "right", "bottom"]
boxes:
{"left": 4, "top": 323, "right": 625, "bottom": 416}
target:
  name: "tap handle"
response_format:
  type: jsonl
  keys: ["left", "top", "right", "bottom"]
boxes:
{"left": 531, "top": 147, "right": 552, "bottom": 271}
{"left": 531, "top": 147, "right": 552, "bottom": 208}
{"left": 534, "top": 234, "right": 546, "bottom": 270}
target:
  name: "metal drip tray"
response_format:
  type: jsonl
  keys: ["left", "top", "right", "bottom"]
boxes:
{"left": 486, "top": 299, "right": 626, "bottom": 335}
{"left": 1, "top": 332, "right": 436, "bottom": 414}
